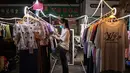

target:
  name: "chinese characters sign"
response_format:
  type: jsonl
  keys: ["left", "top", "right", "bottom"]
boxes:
{"left": 44, "top": 6, "right": 79, "bottom": 18}
{"left": 43, "top": 0, "right": 78, "bottom": 4}
{"left": 0, "top": 6, "right": 24, "bottom": 18}
{"left": 0, "top": 5, "right": 79, "bottom": 18}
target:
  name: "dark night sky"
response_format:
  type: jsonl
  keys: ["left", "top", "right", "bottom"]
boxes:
{"left": 0, "top": 0, "right": 34, "bottom": 4}
{"left": 0, "top": 0, "right": 120, "bottom": 4}
{"left": 0, "top": 0, "right": 80, "bottom": 4}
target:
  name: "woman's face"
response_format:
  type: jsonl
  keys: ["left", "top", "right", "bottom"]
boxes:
{"left": 59, "top": 20, "right": 65, "bottom": 27}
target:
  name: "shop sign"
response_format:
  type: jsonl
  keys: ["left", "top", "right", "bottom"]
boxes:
{"left": 90, "top": 4, "right": 104, "bottom": 8}
{"left": 44, "top": 6, "right": 79, "bottom": 18}
{"left": 0, "top": 5, "right": 79, "bottom": 18}
{"left": 86, "top": 0, "right": 119, "bottom": 16}
{"left": 0, "top": 6, "right": 24, "bottom": 18}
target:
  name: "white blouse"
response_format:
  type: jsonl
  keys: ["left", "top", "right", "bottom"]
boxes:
{"left": 13, "top": 23, "right": 38, "bottom": 53}
{"left": 60, "top": 28, "right": 70, "bottom": 50}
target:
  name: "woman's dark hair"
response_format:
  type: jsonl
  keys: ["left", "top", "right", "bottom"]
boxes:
{"left": 61, "top": 18, "right": 71, "bottom": 41}
{"left": 61, "top": 18, "right": 70, "bottom": 30}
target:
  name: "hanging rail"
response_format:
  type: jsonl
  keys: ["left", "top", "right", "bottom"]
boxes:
{"left": 88, "top": 8, "right": 117, "bottom": 25}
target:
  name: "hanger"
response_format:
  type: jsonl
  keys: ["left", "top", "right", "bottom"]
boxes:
{"left": 107, "top": 7, "right": 118, "bottom": 22}
{"left": 23, "top": 6, "right": 39, "bottom": 24}
{"left": 23, "top": 14, "right": 39, "bottom": 22}
{"left": 109, "top": 12, "right": 116, "bottom": 19}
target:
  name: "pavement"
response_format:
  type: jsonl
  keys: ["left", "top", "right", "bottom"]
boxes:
{"left": 53, "top": 65, "right": 85, "bottom": 73}
{"left": 8, "top": 64, "right": 130, "bottom": 73}
{"left": 8, "top": 50, "right": 130, "bottom": 73}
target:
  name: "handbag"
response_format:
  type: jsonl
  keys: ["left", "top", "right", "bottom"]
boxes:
{"left": 58, "top": 42, "right": 69, "bottom": 51}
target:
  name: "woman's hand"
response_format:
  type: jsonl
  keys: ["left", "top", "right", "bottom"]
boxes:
{"left": 52, "top": 34, "right": 61, "bottom": 41}
{"left": 54, "top": 32, "right": 60, "bottom": 37}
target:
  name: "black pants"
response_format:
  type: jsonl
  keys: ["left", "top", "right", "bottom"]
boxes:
{"left": 59, "top": 46, "right": 69, "bottom": 73}
{"left": 19, "top": 49, "right": 38, "bottom": 73}
{"left": 87, "top": 52, "right": 94, "bottom": 73}
{"left": 41, "top": 46, "right": 50, "bottom": 73}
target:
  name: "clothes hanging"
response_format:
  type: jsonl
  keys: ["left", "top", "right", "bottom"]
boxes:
{"left": 127, "top": 31, "right": 130, "bottom": 60}
{"left": 0, "top": 24, "right": 16, "bottom": 73}
{"left": 0, "top": 24, "right": 16, "bottom": 58}
{"left": 13, "top": 23, "right": 38, "bottom": 54}
{"left": 94, "top": 19, "right": 129, "bottom": 72}
{"left": 82, "top": 28, "right": 88, "bottom": 55}
{"left": 14, "top": 17, "right": 56, "bottom": 73}
{"left": 19, "top": 49, "right": 38, "bottom": 73}
{"left": 81, "top": 18, "right": 129, "bottom": 73}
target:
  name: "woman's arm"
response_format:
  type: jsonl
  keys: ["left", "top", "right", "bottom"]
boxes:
{"left": 65, "top": 30, "right": 70, "bottom": 41}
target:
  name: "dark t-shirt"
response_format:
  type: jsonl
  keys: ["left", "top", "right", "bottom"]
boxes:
{"left": 0, "top": 36, "right": 16, "bottom": 58}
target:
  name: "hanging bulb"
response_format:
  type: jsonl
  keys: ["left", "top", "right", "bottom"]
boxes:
{"left": 35, "top": 0, "right": 39, "bottom": 4}
{"left": 33, "top": 0, "right": 43, "bottom": 11}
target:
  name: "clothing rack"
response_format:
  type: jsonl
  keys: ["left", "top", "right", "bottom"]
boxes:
{"left": 88, "top": 9, "right": 129, "bottom": 26}
{"left": 118, "top": 14, "right": 130, "bottom": 20}
{"left": 27, "top": 8, "right": 58, "bottom": 72}
{"left": 0, "top": 17, "right": 22, "bottom": 26}
{"left": 40, "top": 10, "right": 47, "bottom": 17}
{"left": 91, "top": 0, "right": 113, "bottom": 17}
{"left": 24, "top": 0, "right": 130, "bottom": 71}
{"left": 28, "top": 10, "right": 52, "bottom": 25}
{"left": 48, "top": 0, "right": 114, "bottom": 21}
{"left": 24, "top": 6, "right": 43, "bottom": 22}
{"left": 49, "top": 14, "right": 61, "bottom": 19}
{"left": 24, "top": 6, "right": 59, "bottom": 73}
{"left": 88, "top": 8, "right": 115, "bottom": 25}
{"left": 0, "top": 17, "right": 21, "bottom": 20}
{"left": 86, "top": 0, "right": 117, "bottom": 26}
{"left": 48, "top": 13, "right": 97, "bottom": 21}
{"left": 24, "top": 6, "right": 53, "bottom": 73}
{"left": 0, "top": 21, "right": 14, "bottom": 25}
{"left": 75, "top": 15, "right": 88, "bottom": 20}
{"left": 88, "top": 0, "right": 118, "bottom": 25}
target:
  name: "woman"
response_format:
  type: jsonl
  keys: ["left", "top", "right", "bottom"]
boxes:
{"left": 53, "top": 18, "right": 70, "bottom": 73}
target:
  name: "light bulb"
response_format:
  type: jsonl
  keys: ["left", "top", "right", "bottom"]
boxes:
{"left": 35, "top": 0, "right": 39, "bottom": 4}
